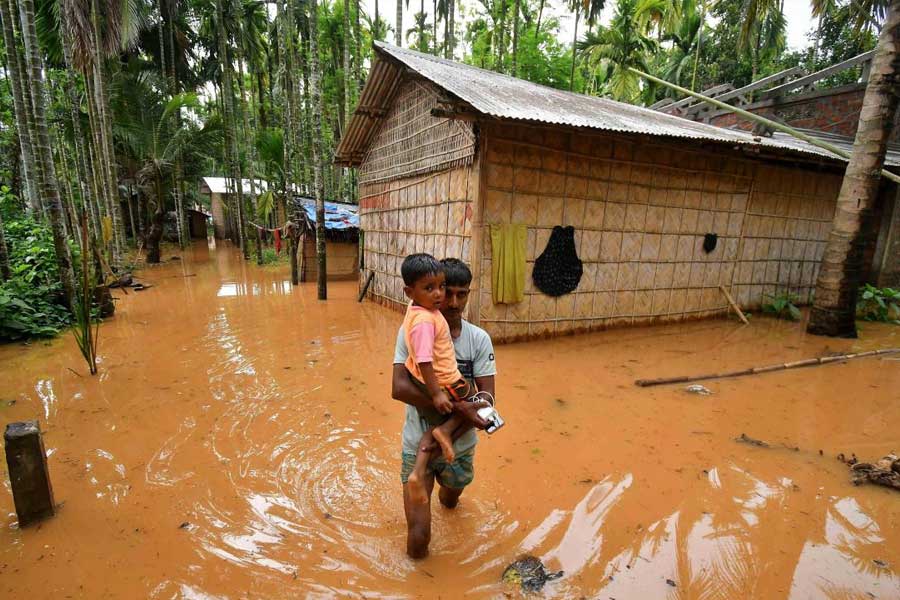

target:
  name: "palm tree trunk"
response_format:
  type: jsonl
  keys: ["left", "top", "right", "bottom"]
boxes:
{"left": 570, "top": 6, "right": 580, "bottom": 91}
{"left": 691, "top": 0, "right": 705, "bottom": 92}
{"left": 0, "top": 209, "right": 10, "bottom": 280}
{"left": 90, "top": 0, "right": 125, "bottom": 267}
{"left": 309, "top": 0, "right": 327, "bottom": 300}
{"left": 234, "top": 9, "right": 263, "bottom": 265}
{"left": 279, "top": 0, "right": 300, "bottom": 283}
{"left": 375, "top": 0, "right": 379, "bottom": 41}
{"left": 343, "top": 0, "right": 351, "bottom": 127}
{"left": 355, "top": 0, "right": 362, "bottom": 90}
{"left": 215, "top": 0, "right": 247, "bottom": 258}
{"left": 419, "top": 0, "right": 425, "bottom": 50}
{"left": 60, "top": 11, "right": 98, "bottom": 245}
{"left": 808, "top": 3, "right": 900, "bottom": 338}
{"left": 396, "top": 0, "right": 402, "bottom": 45}
{"left": 15, "top": 0, "right": 77, "bottom": 309}
{"left": 497, "top": 0, "right": 506, "bottom": 72}
{"left": 433, "top": 0, "right": 437, "bottom": 54}
{"left": 511, "top": 0, "right": 520, "bottom": 76}
{"left": 535, "top": 0, "right": 545, "bottom": 41}
{"left": 0, "top": 4, "right": 40, "bottom": 215}
{"left": 449, "top": 0, "right": 455, "bottom": 57}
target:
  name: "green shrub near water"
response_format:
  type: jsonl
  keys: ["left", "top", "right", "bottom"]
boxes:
{"left": 856, "top": 284, "right": 900, "bottom": 324}
{"left": 0, "top": 190, "right": 74, "bottom": 341}
{"left": 761, "top": 292, "right": 802, "bottom": 321}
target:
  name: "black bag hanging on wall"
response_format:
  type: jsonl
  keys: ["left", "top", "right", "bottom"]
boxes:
{"left": 533, "top": 225, "right": 583, "bottom": 296}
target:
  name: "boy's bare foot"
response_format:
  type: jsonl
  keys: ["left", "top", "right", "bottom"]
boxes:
{"left": 432, "top": 427, "right": 455, "bottom": 463}
{"left": 407, "top": 471, "right": 429, "bottom": 505}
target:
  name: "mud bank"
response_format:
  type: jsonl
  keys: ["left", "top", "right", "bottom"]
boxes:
{"left": 1, "top": 241, "right": 898, "bottom": 599}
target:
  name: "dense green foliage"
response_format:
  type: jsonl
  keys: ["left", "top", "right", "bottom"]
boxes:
{"left": 0, "top": 189, "right": 72, "bottom": 340}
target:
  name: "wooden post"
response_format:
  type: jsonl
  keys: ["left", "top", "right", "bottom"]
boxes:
{"left": 4, "top": 421, "right": 55, "bottom": 527}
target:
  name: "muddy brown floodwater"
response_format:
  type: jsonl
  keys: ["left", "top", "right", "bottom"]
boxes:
{"left": 1, "top": 241, "right": 899, "bottom": 599}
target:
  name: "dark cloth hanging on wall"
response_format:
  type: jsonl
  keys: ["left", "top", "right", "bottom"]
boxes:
{"left": 533, "top": 225, "right": 583, "bottom": 297}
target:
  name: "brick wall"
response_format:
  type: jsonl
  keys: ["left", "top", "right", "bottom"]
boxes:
{"left": 707, "top": 85, "right": 900, "bottom": 143}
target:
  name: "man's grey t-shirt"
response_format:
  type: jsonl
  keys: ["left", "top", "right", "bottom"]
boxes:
{"left": 393, "top": 320, "right": 496, "bottom": 455}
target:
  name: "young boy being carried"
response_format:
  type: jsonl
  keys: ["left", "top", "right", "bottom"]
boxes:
{"left": 400, "top": 253, "right": 484, "bottom": 504}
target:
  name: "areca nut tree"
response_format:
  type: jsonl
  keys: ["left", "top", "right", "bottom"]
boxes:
{"left": 578, "top": 0, "right": 656, "bottom": 102}
{"left": 808, "top": 2, "right": 900, "bottom": 337}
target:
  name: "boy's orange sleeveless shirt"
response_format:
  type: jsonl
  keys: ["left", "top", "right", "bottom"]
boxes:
{"left": 403, "top": 304, "right": 463, "bottom": 386}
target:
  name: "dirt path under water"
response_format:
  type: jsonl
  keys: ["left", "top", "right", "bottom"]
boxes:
{"left": 1, "top": 241, "right": 899, "bottom": 599}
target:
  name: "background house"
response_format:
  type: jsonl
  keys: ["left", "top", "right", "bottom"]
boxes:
{"left": 199, "top": 177, "right": 267, "bottom": 241}
{"left": 337, "top": 44, "right": 899, "bottom": 342}
{"left": 291, "top": 197, "right": 360, "bottom": 281}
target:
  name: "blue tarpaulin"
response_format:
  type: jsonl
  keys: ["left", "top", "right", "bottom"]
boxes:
{"left": 295, "top": 198, "right": 359, "bottom": 230}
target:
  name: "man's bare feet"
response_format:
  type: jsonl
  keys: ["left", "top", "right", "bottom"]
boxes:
{"left": 407, "top": 470, "right": 429, "bottom": 505}
{"left": 432, "top": 426, "right": 455, "bottom": 463}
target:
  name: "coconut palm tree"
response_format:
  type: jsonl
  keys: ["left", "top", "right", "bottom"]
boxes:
{"left": 737, "top": 0, "right": 786, "bottom": 85}
{"left": 578, "top": 0, "right": 655, "bottom": 102}
{"left": 662, "top": 0, "right": 703, "bottom": 90}
{"left": 569, "top": 0, "right": 607, "bottom": 91}
{"left": 808, "top": 2, "right": 900, "bottom": 337}
{"left": 117, "top": 78, "right": 220, "bottom": 263}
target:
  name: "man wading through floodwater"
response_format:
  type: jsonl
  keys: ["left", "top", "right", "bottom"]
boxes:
{"left": 391, "top": 258, "right": 497, "bottom": 558}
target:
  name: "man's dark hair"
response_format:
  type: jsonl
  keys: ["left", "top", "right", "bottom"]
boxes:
{"left": 440, "top": 258, "right": 472, "bottom": 287}
{"left": 401, "top": 253, "right": 442, "bottom": 286}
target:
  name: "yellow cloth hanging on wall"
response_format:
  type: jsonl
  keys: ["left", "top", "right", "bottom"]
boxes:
{"left": 101, "top": 216, "right": 113, "bottom": 245}
{"left": 490, "top": 223, "right": 527, "bottom": 304}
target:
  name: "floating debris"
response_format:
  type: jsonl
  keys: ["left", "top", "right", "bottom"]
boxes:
{"left": 735, "top": 433, "right": 770, "bottom": 448}
{"left": 849, "top": 454, "right": 900, "bottom": 491}
{"left": 685, "top": 384, "right": 712, "bottom": 395}
{"left": 502, "top": 556, "right": 563, "bottom": 593}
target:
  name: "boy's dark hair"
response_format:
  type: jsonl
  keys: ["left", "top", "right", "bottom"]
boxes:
{"left": 440, "top": 258, "right": 472, "bottom": 287}
{"left": 401, "top": 253, "right": 442, "bottom": 286}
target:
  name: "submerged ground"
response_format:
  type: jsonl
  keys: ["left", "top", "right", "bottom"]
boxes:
{"left": 1, "top": 241, "right": 898, "bottom": 599}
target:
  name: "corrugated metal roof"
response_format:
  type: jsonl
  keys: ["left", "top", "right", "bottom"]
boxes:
{"left": 338, "top": 42, "right": 898, "bottom": 170}
{"left": 768, "top": 129, "right": 900, "bottom": 167}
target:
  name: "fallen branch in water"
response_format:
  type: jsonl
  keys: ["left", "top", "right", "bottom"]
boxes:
{"left": 845, "top": 454, "right": 900, "bottom": 491}
{"left": 735, "top": 433, "right": 800, "bottom": 451}
{"left": 635, "top": 348, "right": 900, "bottom": 387}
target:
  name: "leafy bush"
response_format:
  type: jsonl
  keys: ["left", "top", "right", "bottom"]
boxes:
{"left": 260, "top": 247, "right": 286, "bottom": 265}
{"left": 856, "top": 284, "right": 900, "bottom": 324}
{"left": 762, "top": 292, "right": 801, "bottom": 321}
{"left": 0, "top": 279, "right": 71, "bottom": 339}
{"left": 0, "top": 188, "right": 74, "bottom": 341}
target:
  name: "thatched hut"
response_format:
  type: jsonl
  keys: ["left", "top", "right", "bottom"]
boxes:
{"left": 336, "top": 43, "right": 900, "bottom": 342}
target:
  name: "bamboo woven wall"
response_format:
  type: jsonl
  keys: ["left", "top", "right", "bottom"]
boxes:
{"left": 477, "top": 122, "right": 842, "bottom": 341}
{"left": 358, "top": 164, "right": 479, "bottom": 309}
{"left": 358, "top": 80, "right": 476, "bottom": 186}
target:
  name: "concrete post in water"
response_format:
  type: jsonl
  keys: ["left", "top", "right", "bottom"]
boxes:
{"left": 4, "top": 421, "right": 55, "bottom": 527}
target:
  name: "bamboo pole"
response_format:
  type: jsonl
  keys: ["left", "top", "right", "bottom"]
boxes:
{"left": 630, "top": 68, "right": 900, "bottom": 185}
{"left": 358, "top": 270, "right": 375, "bottom": 302}
{"left": 719, "top": 285, "right": 749, "bottom": 325}
{"left": 635, "top": 348, "right": 900, "bottom": 387}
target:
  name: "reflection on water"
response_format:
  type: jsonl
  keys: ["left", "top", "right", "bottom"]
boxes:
{"left": 217, "top": 281, "right": 294, "bottom": 297}
{"left": 1, "top": 241, "right": 898, "bottom": 599}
